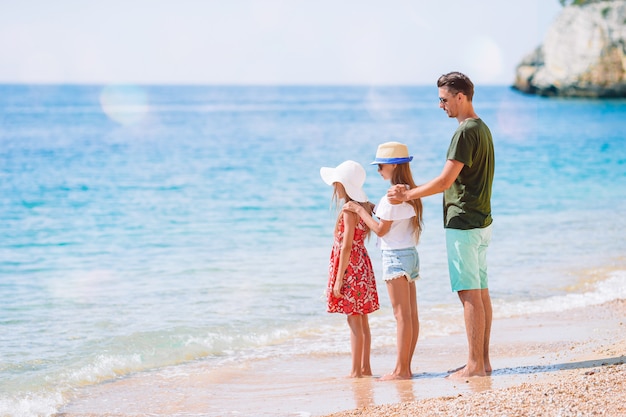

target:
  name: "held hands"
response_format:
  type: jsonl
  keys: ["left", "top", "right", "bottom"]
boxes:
{"left": 387, "top": 184, "right": 408, "bottom": 204}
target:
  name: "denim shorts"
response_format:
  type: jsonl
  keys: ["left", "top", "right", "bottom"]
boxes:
{"left": 445, "top": 225, "right": 492, "bottom": 291}
{"left": 380, "top": 247, "right": 420, "bottom": 282}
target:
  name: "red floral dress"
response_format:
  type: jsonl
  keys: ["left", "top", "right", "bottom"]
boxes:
{"left": 327, "top": 215, "right": 379, "bottom": 315}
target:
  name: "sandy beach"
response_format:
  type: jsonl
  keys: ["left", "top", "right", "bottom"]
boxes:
{"left": 58, "top": 297, "right": 626, "bottom": 417}
{"left": 325, "top": 299, "right": 626, "bottom": 417}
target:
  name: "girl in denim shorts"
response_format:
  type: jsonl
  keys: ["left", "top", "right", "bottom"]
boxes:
{"left": 344, "top": 142, "right": 423, "bottom": 380}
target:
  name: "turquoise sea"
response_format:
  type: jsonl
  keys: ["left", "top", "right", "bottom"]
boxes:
{"left": 1, "top": 84, "right": 625, "bottom": 416}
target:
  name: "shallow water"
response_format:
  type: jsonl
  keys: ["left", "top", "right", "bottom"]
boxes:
{"left": 0, "top": 85, "right": 625, "bottom": 415}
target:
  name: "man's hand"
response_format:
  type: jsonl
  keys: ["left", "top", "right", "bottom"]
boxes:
{"left": 387, "top": 184, "right": 408, "bottom": 203}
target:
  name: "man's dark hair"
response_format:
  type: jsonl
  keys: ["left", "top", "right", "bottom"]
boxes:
{"left": 437, "top": 72, "right": 474, "bottom": 102}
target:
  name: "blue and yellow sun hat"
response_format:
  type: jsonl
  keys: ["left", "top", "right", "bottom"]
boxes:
{"left": 370, "top": 141, "right": 413, "bottom": 165}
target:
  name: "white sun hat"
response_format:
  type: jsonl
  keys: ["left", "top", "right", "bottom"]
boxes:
{"left": 320, "top": 160, "right": 368, "bottom": 203}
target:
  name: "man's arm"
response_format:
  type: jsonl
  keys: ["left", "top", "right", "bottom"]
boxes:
{"left": 387, "top": 159, "right": 464, "bottom": 201}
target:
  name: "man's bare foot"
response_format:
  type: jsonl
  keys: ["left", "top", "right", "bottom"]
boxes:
{"left": 447, "top": 364, "right": 492, "bottom": 375}
{"left": 446, "top": 366, "right": 486, "bottom": 379}
{"left": 447, "top": 364, "right": 466, "bottom": 374}
{"left": 379, "top": 372, "right": 412, "bottom": 381}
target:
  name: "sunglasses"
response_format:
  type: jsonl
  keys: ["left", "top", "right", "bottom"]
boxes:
{"left": 439, "top": 92, "right": 459, "bottom": 104}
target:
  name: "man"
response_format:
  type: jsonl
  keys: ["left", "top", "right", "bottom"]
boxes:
{"left": 388, "top": 72, "right": 494, "bottom": 378}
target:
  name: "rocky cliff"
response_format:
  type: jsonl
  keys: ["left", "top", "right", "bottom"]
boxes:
{"left": 513, "top": 0, "right": 626, "bottom": 97}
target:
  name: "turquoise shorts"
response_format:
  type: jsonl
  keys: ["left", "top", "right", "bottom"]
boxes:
{"left": 445, "top": 225, "right": 492, "bottom": 292}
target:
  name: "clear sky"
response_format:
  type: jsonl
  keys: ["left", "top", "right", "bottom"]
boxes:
{"left": 0, "top": 0, "right": 563, "bottom": 86}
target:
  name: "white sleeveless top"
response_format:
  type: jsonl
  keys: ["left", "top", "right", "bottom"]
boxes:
{"left": 374, "top": 196, "right": 417, "bottom": 250}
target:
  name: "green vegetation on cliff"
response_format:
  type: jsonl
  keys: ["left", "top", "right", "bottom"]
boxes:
{"left": 559, "top": 0, "right": 611, "bottom": 6}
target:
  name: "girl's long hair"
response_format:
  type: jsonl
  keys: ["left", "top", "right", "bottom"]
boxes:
{"left": 390, "top": 163, "right": 424, "bottom": 243}
{"left": 332, "top": 183, "right": 373, "bottom": 238}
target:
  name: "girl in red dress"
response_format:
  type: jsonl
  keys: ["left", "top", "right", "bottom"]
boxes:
{"left": 320, "top": 160, "right": 380, "bottom": 378}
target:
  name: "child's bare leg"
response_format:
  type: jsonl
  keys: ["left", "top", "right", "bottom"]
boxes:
{"left": 380, "top": 277, "right": 414, "bottom": 380}
{"left": 347, "top": 314, "right": 364, "bottom": 378}
{"left": 408, "top": 281, "right": 419, "bottom": 375}
{"left": 361, "top": 314, "right": 372, "bottom": 376}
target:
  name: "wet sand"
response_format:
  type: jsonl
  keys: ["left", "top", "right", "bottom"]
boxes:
{"left": 59, "top": 299, "right": 625, "bottom": 417}
{"left": 326, "top": 299, "right": 626, "bottom": 417}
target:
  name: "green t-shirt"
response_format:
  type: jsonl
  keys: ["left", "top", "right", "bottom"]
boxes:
{"left": 444, "top": 118, "right": 495, "bottom": 230}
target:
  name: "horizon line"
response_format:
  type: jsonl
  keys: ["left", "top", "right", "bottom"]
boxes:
{"left": 0, "top": 81, "right": 515, "bottom": 88}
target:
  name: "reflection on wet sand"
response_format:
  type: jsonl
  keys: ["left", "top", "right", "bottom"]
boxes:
{"left": 350, "top": 377, "right": 376, "bottom": 409}
{"left": 392, "top": 378, "right": 416, "bottom": 404}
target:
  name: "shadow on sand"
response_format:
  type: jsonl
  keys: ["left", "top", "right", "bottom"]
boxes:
{"left": 492, "top": 355, "right": 626, "bottom": 376}
{"left": 411, "top": 355, "right": 626, "bottom": 380}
